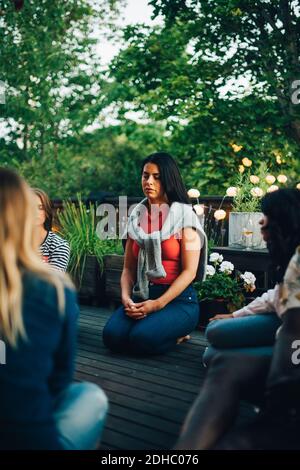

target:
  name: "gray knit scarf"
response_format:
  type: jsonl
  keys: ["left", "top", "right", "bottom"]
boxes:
{"left": 125, "top": 199, "right": 207, "bottom": 300}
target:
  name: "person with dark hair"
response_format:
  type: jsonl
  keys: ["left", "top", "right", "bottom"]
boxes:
{"left": 203, "top": 188, "right": 300, "bottom": 367}
{"left": 103, "top": 152, "right": 207, "bottom": 355}
{"left": 175, "top": 188, "right": 300, "bottom": 450}
{"left": 34, "top": 188, "right": 70, "bottom": 272}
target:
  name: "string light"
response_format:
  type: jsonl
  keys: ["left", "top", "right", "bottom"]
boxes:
{"left": 214, "top": 209, "right": 226, "bottom": 221}
{"left": 193, "top": 204, "right": 204, "bottom": 216}
{"left": 187, "top": 188, "right": 200, "bottom": 198}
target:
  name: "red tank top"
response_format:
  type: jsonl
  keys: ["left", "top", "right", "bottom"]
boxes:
{"left": 131, "top": 205, "right": 181, "bottom": 284}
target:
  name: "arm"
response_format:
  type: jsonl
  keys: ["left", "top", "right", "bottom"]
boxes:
{"left": 48, "top": 287, "right": 79, "bottom": 396}
{"left": 49, "top": 240, "right": 70, "bottom": 273}
{"left": 131, "top": 228, "right": 201, "bottom": 316}
{"left": 121, "top": 238, "right": 137, "bottom": 307}
{"left": 232, "top": 286, "right": 278, "bottom": 317}
{"left": 156, "top": 227, "right": 201, "bottom": 309}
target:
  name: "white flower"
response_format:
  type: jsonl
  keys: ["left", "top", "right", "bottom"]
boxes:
{"left": 241, "top": 271, "right": 256, "bottom": 285}
{"left": 250, "top": 175, "right": 260, "bottom": 184}
{"left": 226, "top": 186, "right": 238, "bottom": 197}
{"left": 241, "top": 271, "right": 256, "bottom": 292}
{"left": 206, "top": 265, "right": 216, "bottom": 277}
{"left": 188, "top": 188, "right": 200, "bottom": 198}
{"left": 265, "top": 174, "right": 276, "bottom": 185}
{"left": 214, "top": 209, "right": 226, "bottom": 221}
{"left": 277, "top": 174, "right": 288, "bottom": 184}
{"left": 209, "top": 252, "right": 223, "bottom": 264}
{"left": 267, "top": 185, "right": 279, "bottom": 193}
{"left": 193, "top": 204, "right": 204, "bottom": 215}
{"left": 296, "top": 183, "right": 300, "bottom": 190}
{"left": 219, "top": 261, "right": 234, "bottom": 274}
{"left": 250, "top": 187, "right": 264, "bottom": 198}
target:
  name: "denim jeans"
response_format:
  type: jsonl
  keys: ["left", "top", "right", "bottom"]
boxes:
{"left": 203, "top": 313, "right": 281, "bottom": 368}
{"left": 103, "top": 283, "right": 200, "bottom": 355}
{"left": 53, "top": 382, "right": 109, "bottom": 450}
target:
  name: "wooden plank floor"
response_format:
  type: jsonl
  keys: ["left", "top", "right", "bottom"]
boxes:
{"left": 75, "top": 305, "right": 254, "bottom": 450}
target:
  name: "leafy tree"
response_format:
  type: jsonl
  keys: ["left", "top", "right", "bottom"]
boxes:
{"left": 0, "top": 0, "right": 121, "bottom": 163}
{"left": 107, "top": 1, "right": 299, "bottom": 193}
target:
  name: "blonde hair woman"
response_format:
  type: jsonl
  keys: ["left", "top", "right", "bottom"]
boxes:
{"left": 0, "top": 168, "right": 108, "bottom": 449}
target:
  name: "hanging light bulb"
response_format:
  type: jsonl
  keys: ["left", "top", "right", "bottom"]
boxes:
{"left": 214, "top": 209, "right": 226, "bottom": 221}
{"left": 193, "top": 204, "right": 204, "bottom": 216}
{"left": 187, "top": 188, "right": 200, "bottom": 198}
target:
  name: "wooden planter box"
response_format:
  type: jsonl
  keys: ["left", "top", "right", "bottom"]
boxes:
{"left": 74, "top": 255, "right": 105, "bottom": 306}
{"left": 104, "top": 254, "right": 124, "bottom": 304}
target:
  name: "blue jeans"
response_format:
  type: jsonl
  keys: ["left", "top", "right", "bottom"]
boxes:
{"left": 103, "top": 284, "right": 200, "bottom": 355}
{"left": 53, "top": 382, "right": 109, "bottom": 450}
{"left": 203, "top": 313, "right": 281, "bottom": 367}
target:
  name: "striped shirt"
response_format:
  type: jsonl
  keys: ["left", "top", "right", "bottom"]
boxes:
{"left": 40, "top": 231, "right": 70, "bottom": 273}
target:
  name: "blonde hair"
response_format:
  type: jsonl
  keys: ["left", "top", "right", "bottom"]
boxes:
{"left": 0, "top": 168, "right": 73, "bottom": 347}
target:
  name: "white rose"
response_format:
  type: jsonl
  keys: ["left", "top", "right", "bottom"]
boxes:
{"left": 241, "top": 271, "right": 256, "bottom": 285}
{"left": 226, "top": 186, "right": 238, "bottom": 197}
{"left": 209, "top": 252, "right": 223, "bottom": 264}
{"left": 265, "top": 175, "right": 276, "bottom": 185}
{"left": 250, "top": 187, "right": 264, "bottom": 198}
{"left": 277, "top": 174, "right": 287, "bottom": 184}
{"left": 220, "top": 261, "right": 234, "bottom": 274}
{"left": 250, "top": 175, "right": 260, "bottom": 184}
{"left": 188, "top": 188, "right": 200, "bottom": 198}
{"left": 206, "top": 265, "right": 216, "bottom": 277}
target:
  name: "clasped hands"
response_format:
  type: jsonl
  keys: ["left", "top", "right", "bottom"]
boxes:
{"left": 122, "top": 297, "right": 161, "bottom": 320}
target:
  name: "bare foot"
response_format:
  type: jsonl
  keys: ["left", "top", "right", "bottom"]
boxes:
{"left": 176, "top": 335, "right": 191, "bottom": 345}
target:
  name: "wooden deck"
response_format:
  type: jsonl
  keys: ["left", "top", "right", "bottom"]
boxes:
{"left": 75, "top": 305, "right": 254, "bottom": 450}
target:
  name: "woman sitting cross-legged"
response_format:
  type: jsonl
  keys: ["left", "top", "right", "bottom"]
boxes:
{"left": 203, "top": 188, "right": 300, "bottom": 368}
{"left": 103, "top": 152, "right": 207, "bottom": 356}
{"left": 0, "top": 168, "right": 108, "bottom": 450}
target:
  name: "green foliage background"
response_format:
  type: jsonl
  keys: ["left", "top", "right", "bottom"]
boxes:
{"left": 0, "top": 0, "right": 299, "bottom": 197}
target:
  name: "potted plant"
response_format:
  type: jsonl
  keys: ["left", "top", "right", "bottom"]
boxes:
{"left": 226, "top": 162, "right": 288, "bottom": 249}
{"left": 57, "top": 197, "right": 122, "bottom": 305}
{"left": 194, "top": 252, "right": 256, "bottom": 327}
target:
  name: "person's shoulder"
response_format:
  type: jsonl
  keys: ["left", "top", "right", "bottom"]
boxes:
{"left": 48, "top": 231, "right": 70, "bottom": 250}
{"left": 23, "top": 271, "right": 77, "bottom": 318}
{"left": 23, "top": 271, "right": 59, "bottom": 308}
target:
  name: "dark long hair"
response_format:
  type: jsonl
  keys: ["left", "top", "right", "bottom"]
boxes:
{"left": 141, "top": 152, "right": 190, "bottom": 205}
{"left": 33, "top": 188, "right": 53, "bottom": 231}
{"left": 261, "top": 188, "right": 300, "bottom": 282}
